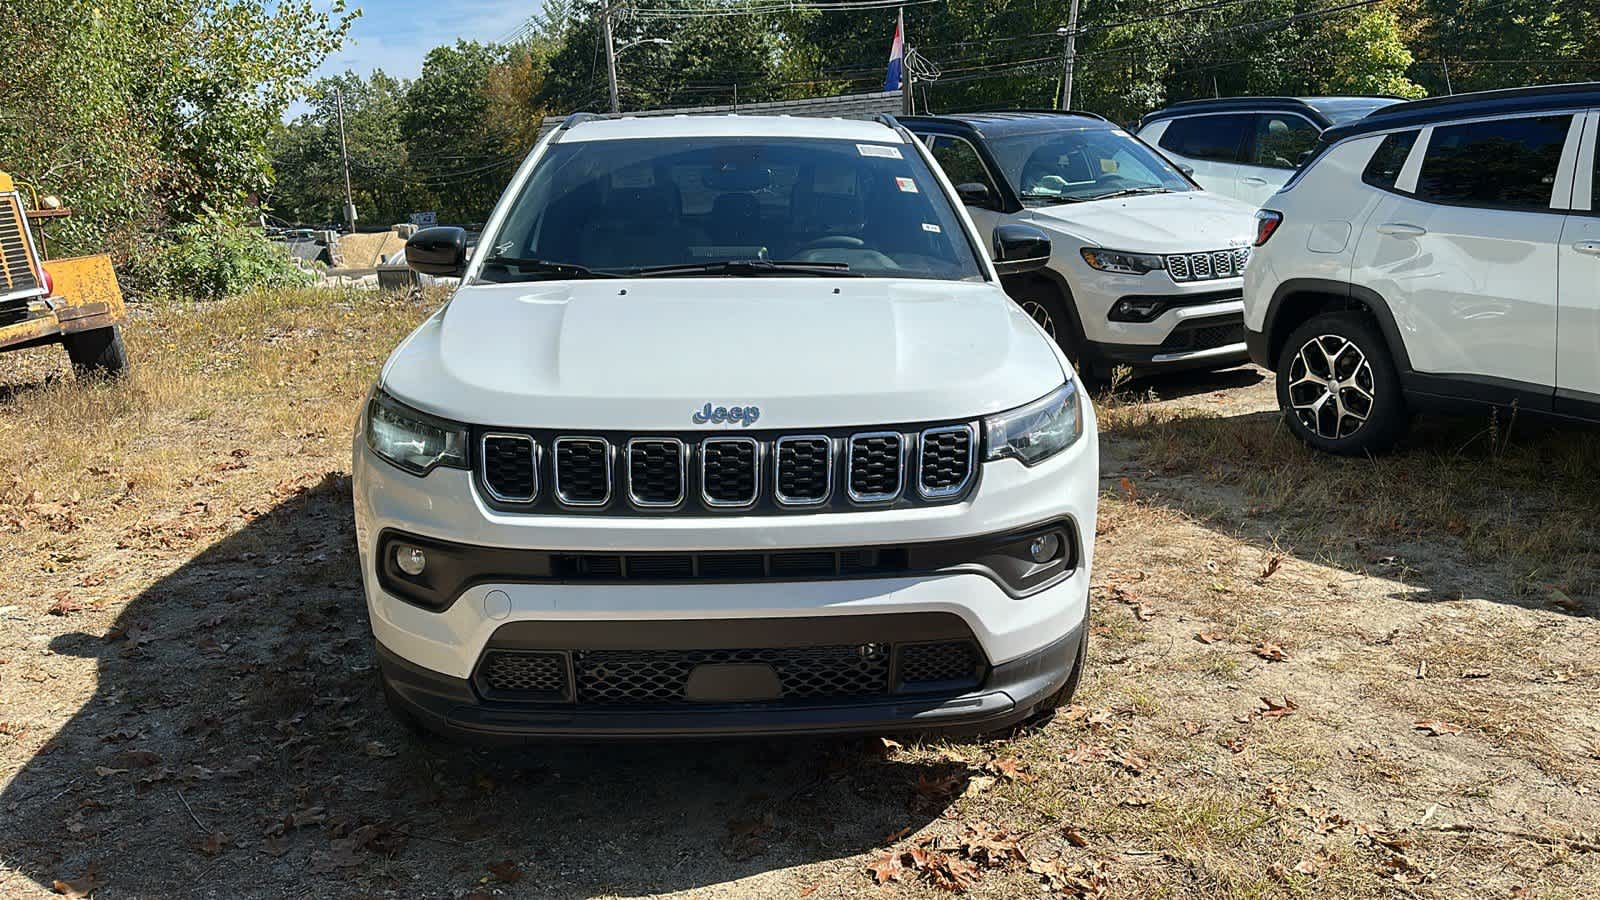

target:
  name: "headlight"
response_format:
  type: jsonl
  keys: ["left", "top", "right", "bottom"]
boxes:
{"left": 365, "top": 388, "right": 469, "bottom": 475}
{"left": 984, "top": 381, "right": 1084, "bottom": 466}
{"left": 1079, "top": 247, "right": 1165, "bottom": 275}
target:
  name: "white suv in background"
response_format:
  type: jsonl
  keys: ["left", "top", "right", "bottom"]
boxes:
{"left": 1245, "top": 83, "right": 1600, "bottom": 454}
{"left": 354, "top": 113, "right": 1099, "bottom": 741}
{"left": 904, "top": 112, "right": 1258, "bottom": 380}
{"left": 1137, "top": 96, "right": 1401, "bottom": 207}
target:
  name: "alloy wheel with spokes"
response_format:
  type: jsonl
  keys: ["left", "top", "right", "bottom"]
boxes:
{"left": 1286, "top": 334, "right": 1376, "bottom": 439}
{"left": 1275, "top": 311, "right": 1408, "bottom": 456}
{"left": 1020, "top": 299, "right": 1057, "bottom": 338}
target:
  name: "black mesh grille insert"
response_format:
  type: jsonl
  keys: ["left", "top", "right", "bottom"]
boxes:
{"left": 477, "top": 650, "right": 569, "bottom": 700}
{"left": 897, "top": 641, "right": 984, "bottom": 689}
{"left": 775, "top": 437, "right": 831, "bottom": 504}
{"left": 1159, "top": 321, "right": 1246, "bottom": 353}
{"left": 848, "top": 433, "right": 904, "bottom": 501}
{"left": 701, "top": 439, "right": 758, "bottom": 505}
{"left": 918, "top": 427, "right": 972, "bottom": 496}
{"left": 481, "top": 435, "right": 536, "bottom": 501}
{"left": 573, "top": 646, "right": 890, "bottom": 705}
{"left": 555, "top": 438, "right": 610, "bottom": 505}
{"left": 627, "top": 439, "right": 684, "bottom": 506}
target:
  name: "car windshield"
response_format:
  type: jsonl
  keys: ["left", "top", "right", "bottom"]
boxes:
{"left": 986, "top": 127, "right": 1195, "bottom": 204}
{"left": 483, "top": 135, "right": 985, "bottom": 281}
{"left": 1305, "top": 97, "right": 1402, "bottom": 125}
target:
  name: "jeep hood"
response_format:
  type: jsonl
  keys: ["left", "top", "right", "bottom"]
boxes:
{"left": 380, "top": 279, "right": 1066, "bottom": 430}
{"left": 1027, "top": 191, "right": 1256, "bottom": 253}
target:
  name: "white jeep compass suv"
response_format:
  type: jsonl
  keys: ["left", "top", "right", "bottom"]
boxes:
{"left": 353, "top": 113, "right": 1099, "bottom": 741}
{"left": 1246, "top": 83, "right": 1600, "bottom": 455}
{"left": 904, "top": 112, "right": 1259, "bottom": 380}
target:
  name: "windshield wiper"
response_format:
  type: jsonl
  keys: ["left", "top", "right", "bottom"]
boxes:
{"left": 1087, "top": 187, "right": 1173, "bottom": 201}
{"left": 477, "top": 255, "right": 622, "bottom": 279}
{"left": 1020, "top": 192, "right": 1088, "bottom": 204}
{"left": 632, "top": 260, "right": 859, "bottom": 278}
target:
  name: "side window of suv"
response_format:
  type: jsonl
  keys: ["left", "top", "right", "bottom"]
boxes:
{"left": 1415, "top": 115, "right": 1573, "bottom": 211}
{"left": 1158, "top": 114, "right": 1251, "bottom": 163}
{"left": 928, "top": 136, "right": 1000, "bottom": 198}
{"left": 1250, "top": 114, "right": 1320, "bottom": 169}
{"left": 1361, "top": 130, "right": 1420, "bottom": 191}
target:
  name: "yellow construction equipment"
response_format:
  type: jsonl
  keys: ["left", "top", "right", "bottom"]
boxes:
{"left": 0, "top": 170, "right": 128, "bottom": 375}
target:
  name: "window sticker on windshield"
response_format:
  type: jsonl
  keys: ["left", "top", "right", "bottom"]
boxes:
{"left": 921, "top": 223, "right": 942, "bottom": 233}
{"left": 857, "top": 144, "right": 903, "bottom": 159}
{"left": 895, "top": 176, "right": 918, "bottom": 193}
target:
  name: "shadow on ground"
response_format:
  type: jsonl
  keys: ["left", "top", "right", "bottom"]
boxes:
{"left": 1, "top": 478, "right": 960, "bottom": 896}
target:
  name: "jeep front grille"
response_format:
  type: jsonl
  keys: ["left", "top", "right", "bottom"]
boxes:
{"left": 1166, "top": 247, "right": 1250, "bottom": 283}
{"left": 474, "top": 422, "right": 974, "bottom": 514}
{"left": 0, "top": 194, "right": 43, "bottom": 298}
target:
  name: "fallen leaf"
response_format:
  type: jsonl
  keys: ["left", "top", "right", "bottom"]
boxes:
{"left": 988, "top": 757, "right": 1036, "bottom": 783}
{"left": 1194, "top": 627, "right": 1227, "bottom": 644}
{"left": 1118, "top": 476, "right": 1138, "bottom": 501}
{"left": 1258, "top": 554, "right": 1284, "bottom": 581}
{"left": 1253, "top": 642, "right": 1291, "bottom": 662}
{"left": 52, "top": 868, "right": 100, "bottom": 898}
{"left": 1414, "top": 719, "right": 1463, "bottom": 737}
{"left": 1062, "top": 827, "right": 1089, "bottom": 847}
{"left": 867, "top": 850, "right": 903, "bottom": 885}
{"left": 48, "top": 595, "right": 84, "bottom": 616}
{"left": 1258, "top": 696, "right": 1297, "bottom": 719}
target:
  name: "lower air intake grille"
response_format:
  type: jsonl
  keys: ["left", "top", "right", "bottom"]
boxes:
{"left": 481, "top": 435, "right": 536, "bottom": 502}
{"left": 573, "top": 646, "right": 891, "bottom": 705}
{"left": 1160, "top": 321, "right": 1246, "bottom": 353}
{"left": 554, "top": 438, "right": 611, "bottom": 505}
{"left": 701, "top": 438, "right": 758, "bottom": 506}
{"left": 848, "top": 433, "right": 904, "bottom": 502}
{"left": 918, "top": 426, "right": 973, "bottom": 498}
{"left": 897, "top": 641, "right": 984, "bottom": 690}
{"left": 477, "top": 650, "right": 569, "bottom": 700}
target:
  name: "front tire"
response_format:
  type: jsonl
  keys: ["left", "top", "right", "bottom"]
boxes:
{"left": 1276, "top": 312, "right": 1408, "bottom": 455}
{"left": 64, "top": 325, "right": 129, "bottom": 378}
{"left": 1008, "top": 282, "right": 1100, "bottom": 384}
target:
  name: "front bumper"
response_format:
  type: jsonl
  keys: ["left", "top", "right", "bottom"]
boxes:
{"left": 376, "top": 617, "right": 1083, "bottom": 741}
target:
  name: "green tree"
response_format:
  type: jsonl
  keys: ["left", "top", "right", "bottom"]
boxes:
{"left": 401, "top": 41, "right": 515, "bottom": 223}
{"left": 268, "top": 70, "right": 413, "bottom": 227}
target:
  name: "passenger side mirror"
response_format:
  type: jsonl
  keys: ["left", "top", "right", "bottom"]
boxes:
{"left": 405, "top": 226, "right": 468, "bottom": 277}
{"left": 1175, "top": 163, "right": 1195, "bottom": 178}
{"left": 955, "top": 182, "right": 995, "bottom": 209}
{"left": 992, "top": 224, "right": 1051, "bottom": 276}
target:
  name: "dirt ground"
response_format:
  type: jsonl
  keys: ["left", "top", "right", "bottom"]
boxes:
{"left": 1, "top": 290, "right": 1596, "bottom": 898}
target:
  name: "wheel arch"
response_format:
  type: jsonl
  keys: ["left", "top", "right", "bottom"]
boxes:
{"left": 1000, "top": 267, "right": 1091, "bottom": 351}
{"left": 1264, "top": 278, "right": 1412, "bottom": 375}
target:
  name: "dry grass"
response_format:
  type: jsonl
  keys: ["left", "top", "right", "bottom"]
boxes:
{"left": 0, "top": 295, "right": 1597, "bottom": 899}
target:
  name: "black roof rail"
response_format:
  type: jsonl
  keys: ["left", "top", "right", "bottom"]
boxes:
{"left": 1321, "top": 81, "right": 1600, "bottom": 145}
{"left": 1364, "top": 81, "right": 1600, "bottom": 118}
{"left": 992, "top": 108, "right": 1109, "bottom": 121}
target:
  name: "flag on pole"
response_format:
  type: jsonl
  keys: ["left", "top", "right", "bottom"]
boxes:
{"left": 883, "top": 9, "right": 905, "bottom": 92}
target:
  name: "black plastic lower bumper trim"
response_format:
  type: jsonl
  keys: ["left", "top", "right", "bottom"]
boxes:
{"left": 375, "top": 622, "right": 1083, "bottom": 743}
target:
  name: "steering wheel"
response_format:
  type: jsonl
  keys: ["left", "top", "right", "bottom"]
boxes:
{"left": 798, "top": 235, "right": 866, "bottom": 251}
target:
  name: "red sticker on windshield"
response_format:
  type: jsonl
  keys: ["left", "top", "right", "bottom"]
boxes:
{"left": 895, "top": 177, "right": 918, "bottom": 193}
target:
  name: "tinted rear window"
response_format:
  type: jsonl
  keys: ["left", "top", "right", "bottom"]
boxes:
{"left": 1415, "top": 115, "right": 1572, "bottom": 211}
{"left": 1158, "top": 114, "right": 1251, "bottom": 163}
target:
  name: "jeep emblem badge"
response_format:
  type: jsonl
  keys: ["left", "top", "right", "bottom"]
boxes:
{"left": 693, "top": 402, "right": 761, "bottom": 427}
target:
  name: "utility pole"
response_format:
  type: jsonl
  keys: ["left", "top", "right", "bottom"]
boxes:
{"left": 1057, "top": 0, "right": 1080, "bottom": 111}
{"left": 602, "top": 1, "right": 621, "bottom": 114}
{"left": 334, "top": 85, "right": 357, "bottom": 231}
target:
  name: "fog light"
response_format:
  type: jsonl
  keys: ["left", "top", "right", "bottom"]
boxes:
{"left": 1028, "top": 534, "right": 1061, "bottom": 563}
{"left": 396, "top": 545, "right": 427, "bottom": 576}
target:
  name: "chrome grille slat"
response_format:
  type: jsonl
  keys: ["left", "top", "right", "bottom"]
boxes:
{"left": 553, "top": 437, "right": 612, "bottom": 506}
{"left": 917, "top": 425, "right": 975, "bottom": 499}
{"left": 774, "top": 435, "right": 832, "bottom": 506}
{"left": 700, "top": 437, "right": 760, "bottom": 507}
{"left": 481, "top": 433, "right": 538, "bottom": 503}
{"left": 847, "top": 432, "right": 905, "bottom": 503}
{"left": 1165, "top": 246, "right": 1251, "bottom": 283}
{"left": 626, "top": 438, "right": 687, "bottom": 508}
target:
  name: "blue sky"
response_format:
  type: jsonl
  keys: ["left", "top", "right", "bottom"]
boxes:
{"left": 287, "top": 0, "right": 539, "bottom": 116}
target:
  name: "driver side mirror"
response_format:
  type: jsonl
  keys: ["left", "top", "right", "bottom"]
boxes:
{"left": 955, "top": 182, "right": 995, "bottom": 209}
{"left": 1175, "top": 163, "right": 1195, "bottom": 178}
{"left": 992, "top": 224, "right": 1051, "bottom": 276}
{"left": 406, "top": 226, "right": 467, "bottom": 277}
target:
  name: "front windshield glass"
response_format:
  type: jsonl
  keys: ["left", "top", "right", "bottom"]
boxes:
{"left": 484, "top": 135, "right": 985, "bottom": 281}
{"left": 986, "top": 127, "right": 1195, "bottom": 204}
